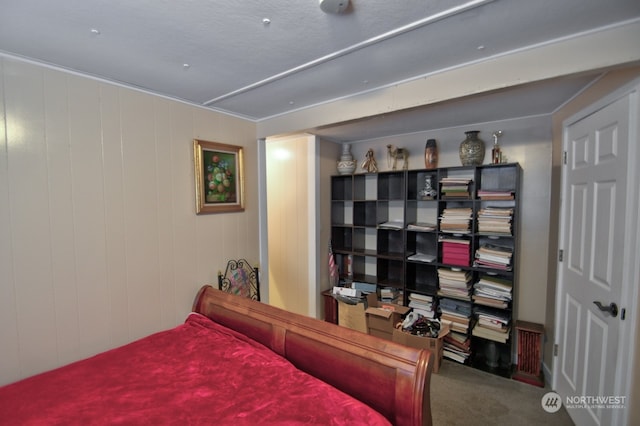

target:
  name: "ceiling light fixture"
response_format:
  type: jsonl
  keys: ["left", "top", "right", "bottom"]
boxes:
{"left": 319, "top": 0, "right": 349, "bottom": 14}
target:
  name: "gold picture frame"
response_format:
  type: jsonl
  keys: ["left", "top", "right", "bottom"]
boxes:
{"left": 194, "top": 139, "right": 245, "bottom": 214}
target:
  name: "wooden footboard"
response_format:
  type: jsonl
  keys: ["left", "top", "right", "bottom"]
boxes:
{"left": 193, "top": 285, "right": 432, "bottom": 426}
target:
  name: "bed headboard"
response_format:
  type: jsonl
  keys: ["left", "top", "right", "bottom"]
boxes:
{"left": 193, "top": 285, "right": 432, "bottom": 426}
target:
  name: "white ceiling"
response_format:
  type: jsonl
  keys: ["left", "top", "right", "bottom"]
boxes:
{"left": 1, "top": 0, "right": 639, "bottom": 141}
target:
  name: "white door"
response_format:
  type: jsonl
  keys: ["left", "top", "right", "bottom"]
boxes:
{"left": 555, "top": 94, "right": 634, "bottom": 426}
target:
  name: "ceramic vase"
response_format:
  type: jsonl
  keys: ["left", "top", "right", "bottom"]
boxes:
{"left": 424, "top": 139, "right": 438, "bottom": 169}
{"left": 459, "top": 130, "right": 485, "bottom": 166}
{"left": 337, "top": 143, "right": 356, "bottom": 175}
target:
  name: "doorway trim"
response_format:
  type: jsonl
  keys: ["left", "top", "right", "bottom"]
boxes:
{"left": 258, "top": 138, "right": 269, "bottom": 303}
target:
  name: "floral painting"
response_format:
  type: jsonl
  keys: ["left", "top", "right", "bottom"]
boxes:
{"left": 194, "top": 139, "right": 244, "bottom": 214}
{"left": 204, "top": 150, "right": 237, "bottom": 203}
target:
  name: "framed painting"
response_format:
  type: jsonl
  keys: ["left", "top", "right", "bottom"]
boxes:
{"left": 194, "top": 139, "right": 245, "bottom": 214}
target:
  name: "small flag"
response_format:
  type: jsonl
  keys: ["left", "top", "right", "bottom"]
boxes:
{"left": 328, "top": 239, "right": 339, "bottom": 287}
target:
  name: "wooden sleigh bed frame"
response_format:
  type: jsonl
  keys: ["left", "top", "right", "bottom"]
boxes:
{"left": 193, "top": 285, "right": 433, "bottom": 426}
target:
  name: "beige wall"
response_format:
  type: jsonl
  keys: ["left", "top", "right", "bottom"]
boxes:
{"left": 265, "top": 134, "right": 311, "bottom": 315}
{"left": 547, "top": 65, "right": 640, "bottom": 424}
{"left": 0, "top": 57, "right": 259, "bottom": 386}
{"left": 264, "top": 135, "right": 340, "bottom": 318}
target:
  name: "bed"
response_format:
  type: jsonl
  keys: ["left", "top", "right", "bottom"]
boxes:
{"left": 0, "top": 285, "right": 433, "bottom": 425}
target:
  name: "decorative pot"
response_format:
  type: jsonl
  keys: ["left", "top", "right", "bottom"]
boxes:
{"left": 459, "top": 130, "right": 485, "bottom": 166}
{"left": 337, "top": 143, "right": 356, "bottom": 175}
{"left": 424, "top": 139, "right": 438, "bottom": 169}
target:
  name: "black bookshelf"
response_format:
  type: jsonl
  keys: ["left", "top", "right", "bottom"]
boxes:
{"left": 330, "top": 163, "right": 521, "bottom": 377}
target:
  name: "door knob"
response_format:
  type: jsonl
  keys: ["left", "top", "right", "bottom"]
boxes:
{"left": 593, "top": 301, "right": 618, "bottom": 318}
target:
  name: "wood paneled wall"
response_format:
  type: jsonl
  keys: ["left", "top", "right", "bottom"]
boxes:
{"left": 0, "top": 57, "right": 259, "bottom": 385}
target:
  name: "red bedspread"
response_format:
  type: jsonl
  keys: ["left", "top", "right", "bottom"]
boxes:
{"left": 0, "top": 314, "right": 391, "bottom": 425}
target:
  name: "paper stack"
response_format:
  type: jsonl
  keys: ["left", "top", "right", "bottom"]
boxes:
{"left": 407, "top": 253, "right": 436, "bottom": 263}
{"left": 439, "top": 297, "right": 472, "bottom": 335}
{"left": 477, "top": 190, "right": 514, "bottom": 200}
{"left": 380, "top": 286, "right": 403, "bottom": 304}
{"left": 477, "top": 207, "right": 513, "bottom": 235}
{"left": 407, "top": 293, "right": 437, "bottom": 319}
{"left": 406, "top": 222, "right": 436, "bottom": 232}
{"left": 437, "top": 268, "right": 472, "bottom": 300}
{"left": 472, "top": 306, "right": 511, "bottom": 343}
{"left": 440, "top": 177, "right": 472, "bottom": 199}
{"left": 443, "top": 331, "right": 472, "bottom": 364}
{"left": 439, "top": 207, "right": 473, "bottom": 234}
{"left": 473, "top": 275, "right": 512, "bottom": 309}
{"left": 474, "top": 243, "right": 513, "bottom": 270}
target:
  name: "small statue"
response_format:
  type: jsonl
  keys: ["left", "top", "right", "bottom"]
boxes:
{"left": 418, "top": 175, "right": 437, "bottom": 199}
{"left": 387, "top": 144, "right": 408, "bottom": 170}
{"left": 361, "top": 148, "right": 378, "bottom": 173}
{"left": 491, "top": 130, "right": 503, "bottom": 164}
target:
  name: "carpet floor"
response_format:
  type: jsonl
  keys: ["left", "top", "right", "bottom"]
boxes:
{"left": 430, "top": 360, "right": 574, "bottom": 426}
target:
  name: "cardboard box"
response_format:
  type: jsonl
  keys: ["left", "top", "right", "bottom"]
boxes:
{"left": 392, "top": 324, "right": 450, "bottom": 373}
{"left": 365, "top": 302, "right": 411, "bottom": 341}
{"left": 338, "top": 293, "right": 377, "bottom": 334}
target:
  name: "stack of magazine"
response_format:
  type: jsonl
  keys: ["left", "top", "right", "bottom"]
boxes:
{"left": 437, "top": 268, "right": 472, "bottom": 300}
{"left": 472, "top": 306, "right": 511, "bottom": 343}
{"left": 407, "top": 293, "right": 437, "bottom": 319}
{"left": 406, "top": 222, "right": 436, "bottom": 232}
{"left": 407, "top": 253, "right": 436, "bottom": 263}
{"left": 443, "top": 332, "right": 471, "bottom": 364}
{"left": 440, "top": 177, "right": 472, "bottom": 199}
{"left": 473, "top": 275, "right": 512, "bottom": 308}
{"left": 439, "top": 297, "right": 472, "bottom": 335}
{"left": 474, "top": 243, "right": 513, "bottom": 270}
{"left": 439, "top": 207, "right": 472, "bottom": 234}
{"left": 477, "top": 207, "right": 513, "bottom": 235}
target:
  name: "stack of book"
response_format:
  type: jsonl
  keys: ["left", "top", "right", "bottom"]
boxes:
{"left": 380, "top": 286, "right": 403, "bottom": 304}
{"left": 437, "top": 268, "right": 472, "bottom": 300}
{"left": 439, "top": 297, "right": 473, "bottom": 335}
{"left": 440, "top": 237, "right": 471, "bottom": 266}
{"left": 477, "top": 189, "right": 514, "bottom": 200}
{"left": 439, "top": 207, "right": 472, "bottom": 234}
{"left": 443, "top": 331, "right": 472, "bottom": 364}
{"left": 407, "top": 293, "right": 437, "bottom": 319}
{"left": 474, "top": 243, "right": 513, "bottom": 270}
{"left": 473, "top": 275, "right": 512, "bottom": 308}
{"left": 472, "top": 306, "right": 511, "bottom": 343}
{"left": 477, "top": 207, "right": 513, "bottom": 235}
{"left": 440, "top": 177, "right": 472, "bottom": 199}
